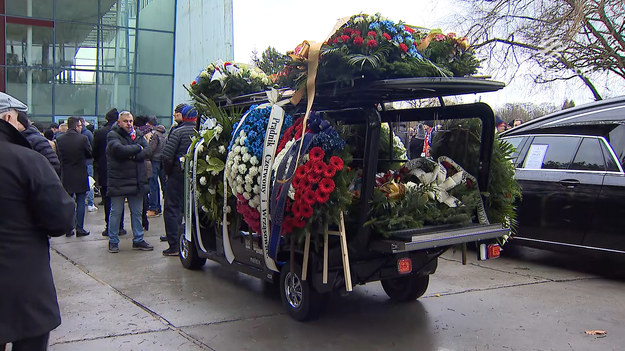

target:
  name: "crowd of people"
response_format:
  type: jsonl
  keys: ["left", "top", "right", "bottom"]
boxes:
{"left": 0, "top": 90, "right": 198, "bottom": 350}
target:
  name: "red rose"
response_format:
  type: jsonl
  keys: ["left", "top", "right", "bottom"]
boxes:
{"left": 309, "top": 146, "right": 325, "bottom": 161}
{"left": 353, "top": 36, "right": 364, "bottom": 45}
{"left": 343, "top": 28, "right": 353, "bottom": 35}
{"left": 300, "top": 203, "right": 313, "bottom": 218}
{"left": 353, "top": 30, "right": 361, "bottom": 36}
{"left": 315, "top": 188, "right": 330, "bottom": 203}
{"left": 367, "top": 31, "right": 377, "bottom": 38}
{"left": 367, "top": 39, "right": 377, "bottom": 47}
{"left": 383, "top": 33, "right": 391, "bottom": 40}
{"left": 399, "top": 43, "right": 408, "bottom": 52}
{"left": 404, "top": 25, "right": 415, "bottom": 33}
{"left": 303, "top": 189, "right": 317, "bottom": 205}
{"left": 333, "top": 37, "right": 339, "bottom": 44}
{"left": 340, "top": 35, "right": 350, "bottom": 42}
{"left": 329, "top": 156, "right": 344, "bottom": 170}
{"left": 318, "top": 178, "right": 335, "bottom": 194}
{"left": 191, "top": 80, "right": 197, "bottom": 86}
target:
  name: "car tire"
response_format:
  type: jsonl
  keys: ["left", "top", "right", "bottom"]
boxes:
{"left": 279, "top": 261, "right": 326, "bottom": 321}
{"left": 381, "top": 274, "right": 429, "bottom": 302}
{"left": 179, "top": 226, "right": 206, "bottom": 270}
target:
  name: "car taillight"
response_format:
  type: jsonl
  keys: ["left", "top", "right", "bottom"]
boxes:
{"left": 397, "top": 257, "right": 412, "bottom": 274}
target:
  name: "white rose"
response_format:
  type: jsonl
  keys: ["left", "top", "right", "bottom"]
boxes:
{"left": 250, "top": 156, "right": 259, "bottom": 165}
{"left": 211, "top": 170, "right": 219, "bottom": 176}
{"left": 219, "top": 145, "right": 226, "bottom": 154}
{"left": 201, "top": 205, "right": 209, "bottom": 212}
{"left": 234, "top": 155, "right": 242, "bottom": 163}
{"left": 239, "top": 138, "right": 245, "bottom": 146}
{"left": 225, "top": 205, "right": 232, "bottom": 214}
{"left": 236, "top": 175, "right": 244, "bottom": 184}
{"left": 242, "top": 153, "right": 251, "bottom": 162}
{"left": 302, "top": 154, "right": 309, "bottom": 163}
{"left": 243, "top": 192, "right": 251, "bottom": 200}
{"left": 199, "top": 176, "right": 207, "bottom": 186}
{"left": 238, "top": 164, "right": 247, "bottom": 174}
{"left": 236, "top": 184, "right": 243, "bottom": 193}
{"left": 245, "top": 184, "right": 252, "bottom": 193}
{"left": 253, "top": 184, "right": 261, "bottom": 194}
{"left": 239, "top": 130, "right": 247, "bottom": 138}
{"left": 208, "top": 187, "right": 216, "bottom": 195}
{"left": 200, "top": 70, "right": 209, "bottom": 78}
{"left": 234, "top": 145, "right": 241, "bottom": 154}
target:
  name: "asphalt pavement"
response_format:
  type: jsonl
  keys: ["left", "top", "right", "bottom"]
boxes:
{"left": 44, "top": 202, "right": 625, "bottom": 351}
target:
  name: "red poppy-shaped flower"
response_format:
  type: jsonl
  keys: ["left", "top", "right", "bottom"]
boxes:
{"left": 292, "top": 176, "right": 303, "bottom": 189}
{"left": 383, "top": 33, "right": 391, "bottom": 40}
{"left": 309, "top": 146, "right": 325, "bottom": 161}
{"left": 315, "top": 188, "right": 331, "bottom": 203}
{"left": 294, "top": 189, "right": 302, "bottom": 203}
{"left": 300, "top": 177, "right": 311, "bottom": 190}
{"left": 323, "top": 164, "right": 337, "bottom": 178}
{"left": 304, "top": 161, "right": 313, "bottom": 173}
{"left": 291, "top": 201, "right": 302, "bottom": 217}
{"left": 282, "top": 219, "right": 293, "bottom": 234}
{"left": 367, "top": 31, "right": 377, "bottom": 38}
{"left": 404, "top": 25, "right": 415, "bottom": 33}
{"left": 329, "top": 156, "right": 344, "bottom": 170}
{"left": 340, "top": 35, "right": 350, "bottom": 42}
{"left": 367, "top": 39, "right": 378, "bottom": 48}
{"left": 295, "top": 165, "right": 307, "bottom": 179}
{"left": 307, "top": 172, "right": 322, "bottom": 183}
{"left": 318, "top": 178, "right": 335, "bottom": 194}
{"left": 353, "top": 36, "right": 364, "bottom": 46}
{"left": 353, "top": 30, "right": 361, "bottom": 36}
{"left": 300, "top": 203, "right": 313, "bottom": 218}
{"left": 399, "top": 43, "right": 408, "bottom": 52}
{"left": 303, "top": 188, "right": 317, "bottom": 205}
{"left": 293, "top": 217, "right": 307, "bottom": 228}
{"left": 311, "top": 160, "right": 326, "bottom": 175}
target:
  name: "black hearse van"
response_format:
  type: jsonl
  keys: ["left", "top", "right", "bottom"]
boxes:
{"left": 500, "top": 96, "right": 625, "bottom": 255}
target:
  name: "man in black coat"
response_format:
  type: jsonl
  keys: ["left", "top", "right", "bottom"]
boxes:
{"left": 16, "top": 111, "right": 61, "bottom": 176}
{"left": 56, "top": 117, "right": 92, "bottom": 237}
{"left": 0, "top": 92, "right": 75, "bottom": 350}
{"left": 92, "top": 108, "right": 126, "bottom": 236}
{"left": 161, "top": 105, "right": 197, "bottom": 256}
{"left": 106, "top": 111, "right": 154, "bottom": 253}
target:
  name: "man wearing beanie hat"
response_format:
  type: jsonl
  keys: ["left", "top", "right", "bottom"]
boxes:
{"left": 161, "top": 105, "right": 197, "bottom": 256}
{"left": 0, "top": 92, "right": 75, "bottom": 349}
{"left": 93, "top": 108, "right": 126, "bottom": 237}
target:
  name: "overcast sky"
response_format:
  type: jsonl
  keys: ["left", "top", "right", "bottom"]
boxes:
{"left": 232, "top": 0, "right": 622, "bottom": 109}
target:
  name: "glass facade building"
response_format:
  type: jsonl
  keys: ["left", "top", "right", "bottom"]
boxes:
{"left": 1, "top": 0, "right": 176, "bottom": 126}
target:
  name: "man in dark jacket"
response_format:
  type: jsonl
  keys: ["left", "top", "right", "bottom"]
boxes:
{"left": 16, "top": 111, "right": 61, "bottom": 176}
{"left": 147, "top": 117, "right": 167, "bottom": 217}
{"left": 106, "top": 111, "right": 154, "bottom": 253}
{"left": 56, "top": 116, "right": 92, "bottom": 237}
{"left": 0, "top": 92, "right": 75, "bottom": 350}
{"left": 93, "top": 108, "right": 126, "bottom": 236}
{"left": 161, "top": 105, "right": 196, "bottom": 256}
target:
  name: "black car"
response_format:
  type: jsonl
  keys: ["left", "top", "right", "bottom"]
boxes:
{"left": 500, "top": 96, "right": 625, "bottom": 255}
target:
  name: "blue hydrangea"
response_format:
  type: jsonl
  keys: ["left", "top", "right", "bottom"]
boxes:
{"left": 368, "top": 22, "right": 380, "bottom": 30}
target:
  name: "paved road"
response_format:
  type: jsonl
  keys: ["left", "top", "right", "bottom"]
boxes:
{"left": 45, "top": 205, "right": 625, "bottom": 350}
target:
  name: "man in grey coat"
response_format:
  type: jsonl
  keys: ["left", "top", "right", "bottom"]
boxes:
{"left": 0, "top": 92, "right": 75, "bottom": 350}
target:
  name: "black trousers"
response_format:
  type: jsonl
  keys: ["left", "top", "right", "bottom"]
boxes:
{"left": 163, "top": 172, "right": 184, "bottom": 249}
{"left": 2, "top": 332, "right": 49, "bottom": 351}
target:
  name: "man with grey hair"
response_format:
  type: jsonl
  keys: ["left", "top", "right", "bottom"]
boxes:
{"left": 0, "top": 92, "right": 75, "bottom": 350}
{"left": 106, "top": 110, "right": 153, "bottom": 253}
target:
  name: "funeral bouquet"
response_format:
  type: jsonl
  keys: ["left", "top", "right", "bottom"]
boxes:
{"left": 276, "top": 13, "right": 480, "bottom": 88}
{"left": 190, "top": 60, "right": 274, "bottom": 101}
